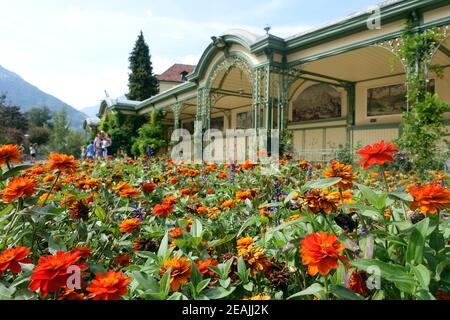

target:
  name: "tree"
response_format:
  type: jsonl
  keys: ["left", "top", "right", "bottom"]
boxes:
{"left": 132, "top": 111, "right": 166, "bottom": 157}
{"left": 26, "top": 106, "right": 53, "bottom": 127}
{"left": 28, "top": 126, "right": 51, "bottom": 145}
{"left": 100, "top": 112, "right": 148, "bottom": 156}
{"left": 0, "top": 128, "right": 24, "bottom": 145}
{"left": 49, "top": 108, "right": 71, "bottom": 153}
{"left": 127, "top": 31, "right": 159, "bottom": 101}
{"left": 0, "top": 93, "right": 28, "bottom": 132}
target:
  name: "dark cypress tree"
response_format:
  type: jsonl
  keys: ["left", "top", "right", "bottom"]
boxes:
{"left": 127, "top": 31, "right": 159, "bottom": 101}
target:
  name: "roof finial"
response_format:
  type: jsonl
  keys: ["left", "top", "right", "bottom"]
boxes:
{"left": 264, "top": 24, "right": 271, "bottom": 35}
{"left": 104, "top": 90, "right": 110, "bottom": 98}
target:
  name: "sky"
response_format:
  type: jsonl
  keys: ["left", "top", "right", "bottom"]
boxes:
{"left": 0, "top": 0, "right": 381, "bottom": 110}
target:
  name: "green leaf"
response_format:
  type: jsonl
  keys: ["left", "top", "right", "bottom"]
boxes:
{"left": 219, "top": 278, "right": 231, "bottom": 288}
{"left": 0, "top": 204, "right": 14, "bottom": 219}
{"left": 330, "top": 284, "right": 365, "bottom": 300}
{"left": 94, "top": 206, "right": 106, "bottom": 220}
{"left": 157, "top": 232, "right": 169, "bottom": 259}
{"left": 412, "top": 264, "right": 430, "bottom": 289}
{"left": 190, "top": 219, "right": 203, "bottom": 238}
{"left": 207, "top": 234, "right": 235, "bottom": 248}
{"left": 132, "top": 271, "right": 159, "bottom": 292}
{"left": 288, "top": 283, "right": 324, "bottom": 300}
{"left": 389, "top": 191, "right": 413, "bottom": 202}
{"left": 350, "top": 259, "right": 416, "bottom": 294}
{"left": 267, "top": 216, "right": 307, "bottom": 234}
{"left": 302, "top": 178, "right": 342, "bottom": 190}
{"left": 160, "top": 267, "right": 172, "bottom": 298}
{"left": 190, "top": 261, "right": 201, "bottom": 287}
{"left": 237, "top": 256, "right": 249, "bottom": 283}
{"left": 196, "top": 279, "right": 210, "bottom": 294}
{"left": 406, "top": 218, "right": 429, "bottom": 265}
{"left": 203, "top": 286, "right": 236, "bottom": 300}
{"left": 237, "top": 216, "right": 259, "bottom": 237}
{"left": 1, "top": 165, "right": 33, "bottom": 180}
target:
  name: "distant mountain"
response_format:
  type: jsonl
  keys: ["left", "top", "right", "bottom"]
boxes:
{"left": 0, "top": 65, "right": 87, "bottom": 129}
{"left": 80, "top": 105, "right": 100, "bottom": 118}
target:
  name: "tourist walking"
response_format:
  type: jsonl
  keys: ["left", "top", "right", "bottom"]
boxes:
{"left": 102, "top": 133, "right": 111, "bottom": 158}
{"left": 94, "top": 132, "right": 104, "bottom": 159}
{"left": 86, "top": 141, "right": 94, "bottom": 160}
{"left": 30, "top": 143, "right": 37, "bottom": 163}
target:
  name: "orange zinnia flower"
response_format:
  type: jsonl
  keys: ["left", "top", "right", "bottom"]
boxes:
{"left": 29, "top": 251, "right": 88, "bottom": 298}
{"left": 302, "top": 188, "right": 340, "bottom": 214}
{"left": 236, "top": 191, "right": 253, "bottom": 202}
{"left": 153, "top": 203, "right": 173, "bottom": 218}
{"left": 196, "top": 258, "right": 218, "bottom": 276}
{"left": 222, "top": 199, "right": 236, "bottom": 209}
{"left": 2, "top": 177, "right": 37, "bottom": 203}
{"left": 169, "top": 227, "right": 183, "bottom": 238}
{"left": 237, "top": 237, "right": 254, "bottom": 255}
{"left": 409, "top": 183, "right": 450, "bottom": 215}
{"left": 179, "top": 188, "right": 191, "bottom": 196}
{"left": 163, "top": 195, "right": 177, "bottom": 205}
{"left": 119, "top": 188, "right": 140, "bottom": 198}
{"left": 113, "top": 181, "right": 131, "bottom": 193}
{"left": 216, "top": 171, "right": 228, "bottom": 180}
{"left": 160, "top": 256, "right": 192, "bottom": 291}
{"left": 300, "top": 232, "right": 346, "bottom": 276}
{"left": 47, "top": 153, "right": 78, "bottom": 172}
{"left": 0, "top": 246, "right": 32, "bottom": 275}
{"left": 241, "top": 160, "right": 255, "bottom": 170}
{"left": 0, "top": 144, "right": 22, "bottom": 166}
{"left": 323, "top": 161, "right": 355, "bottom": 190}
{"left": 356, "top": 140, "right": 398, "bottom": 170}
{"left": 119, "top": 218, "right": 141, "bottom": 233}
{"left": 86, "top": 270, "right": 130, "bottom": 300}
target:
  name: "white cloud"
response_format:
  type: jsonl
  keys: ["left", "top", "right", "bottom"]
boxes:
{"left": 0, "top": 1, "right": 314, "bottom": 110}
{"left": 182, "top": 55, "right": 201, "bottom": 66}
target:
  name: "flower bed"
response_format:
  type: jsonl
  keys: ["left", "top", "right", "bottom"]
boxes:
{"left": 0, "top": 142, "right": 449, "bottom": 300}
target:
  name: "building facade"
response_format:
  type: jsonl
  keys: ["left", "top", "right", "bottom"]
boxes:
{"left": 98, "top": 0, "right": 450, "bottom": 160}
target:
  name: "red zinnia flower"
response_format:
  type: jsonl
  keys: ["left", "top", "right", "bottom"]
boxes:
{"left": 0, "top": 246, "right": 32, "bottom": 275}
{"left": 356, "top": 140, "right": 398, "bottom": 170}
{"left": 141, "top": 182, "right": 156, "bottom": 194}
{"left": 409, "top": 183, "right": 450, "bottom": 215}
{"left": 300, "top": 232, "right": 346, "bottom": 276}
{"left": 196, "top": 258, "right": 218, "bottom": 276}
{"left": 29, "top": 251, "right": 88, "bottom": 298}
{"left": 86, "top": 270, "right": 130, "bottom": 300}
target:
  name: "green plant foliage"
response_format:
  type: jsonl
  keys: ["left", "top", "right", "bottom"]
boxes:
{"left": 131, "top": 111, "right": 166, "bottom": 157}
{"left": 396, "top": 21, "right": 450, "bottom": 175}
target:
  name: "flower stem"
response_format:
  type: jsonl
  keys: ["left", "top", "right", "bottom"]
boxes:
{"left": 43, "top": 171, "right": 61, "bottom": 206}
{"left": 321, "top": 212, "right": 338, "bottom": 237}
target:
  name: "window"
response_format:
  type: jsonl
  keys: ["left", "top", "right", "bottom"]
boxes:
{"left": 292, "top": 84, "right": 342, "bottom": 122}
{"left": 180, "top": 71, "right": 189, "bottom": 82}
{"left": 367, "top": 80, "right": 435, "bottom": 117}
{"left": 236, "top": 111, "right": 253, "bottom": 129}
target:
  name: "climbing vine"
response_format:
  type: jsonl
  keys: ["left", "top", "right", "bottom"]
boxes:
{"left": 396, "top": 21, "right": 450, "bottom": 175}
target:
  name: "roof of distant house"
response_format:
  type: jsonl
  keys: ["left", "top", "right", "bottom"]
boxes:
{"left": 156, "top": 64, "right": 195, "bottom": 83}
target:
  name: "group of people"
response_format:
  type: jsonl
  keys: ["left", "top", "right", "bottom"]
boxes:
{"left": 84, "top": 131, "right": 112, "bottom": 160}
{"left": 19, "top": 143, "right": 38, "bottom": 163}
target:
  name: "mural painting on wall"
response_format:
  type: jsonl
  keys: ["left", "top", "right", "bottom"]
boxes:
{"left": 292, "top": 84, "right": 342, "bottom": 122}
{"left": 236, "top": 111, "right": 253, "bottom": 129}
{"left": 367, "top": 80, "right": 435, "bottom": 117}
